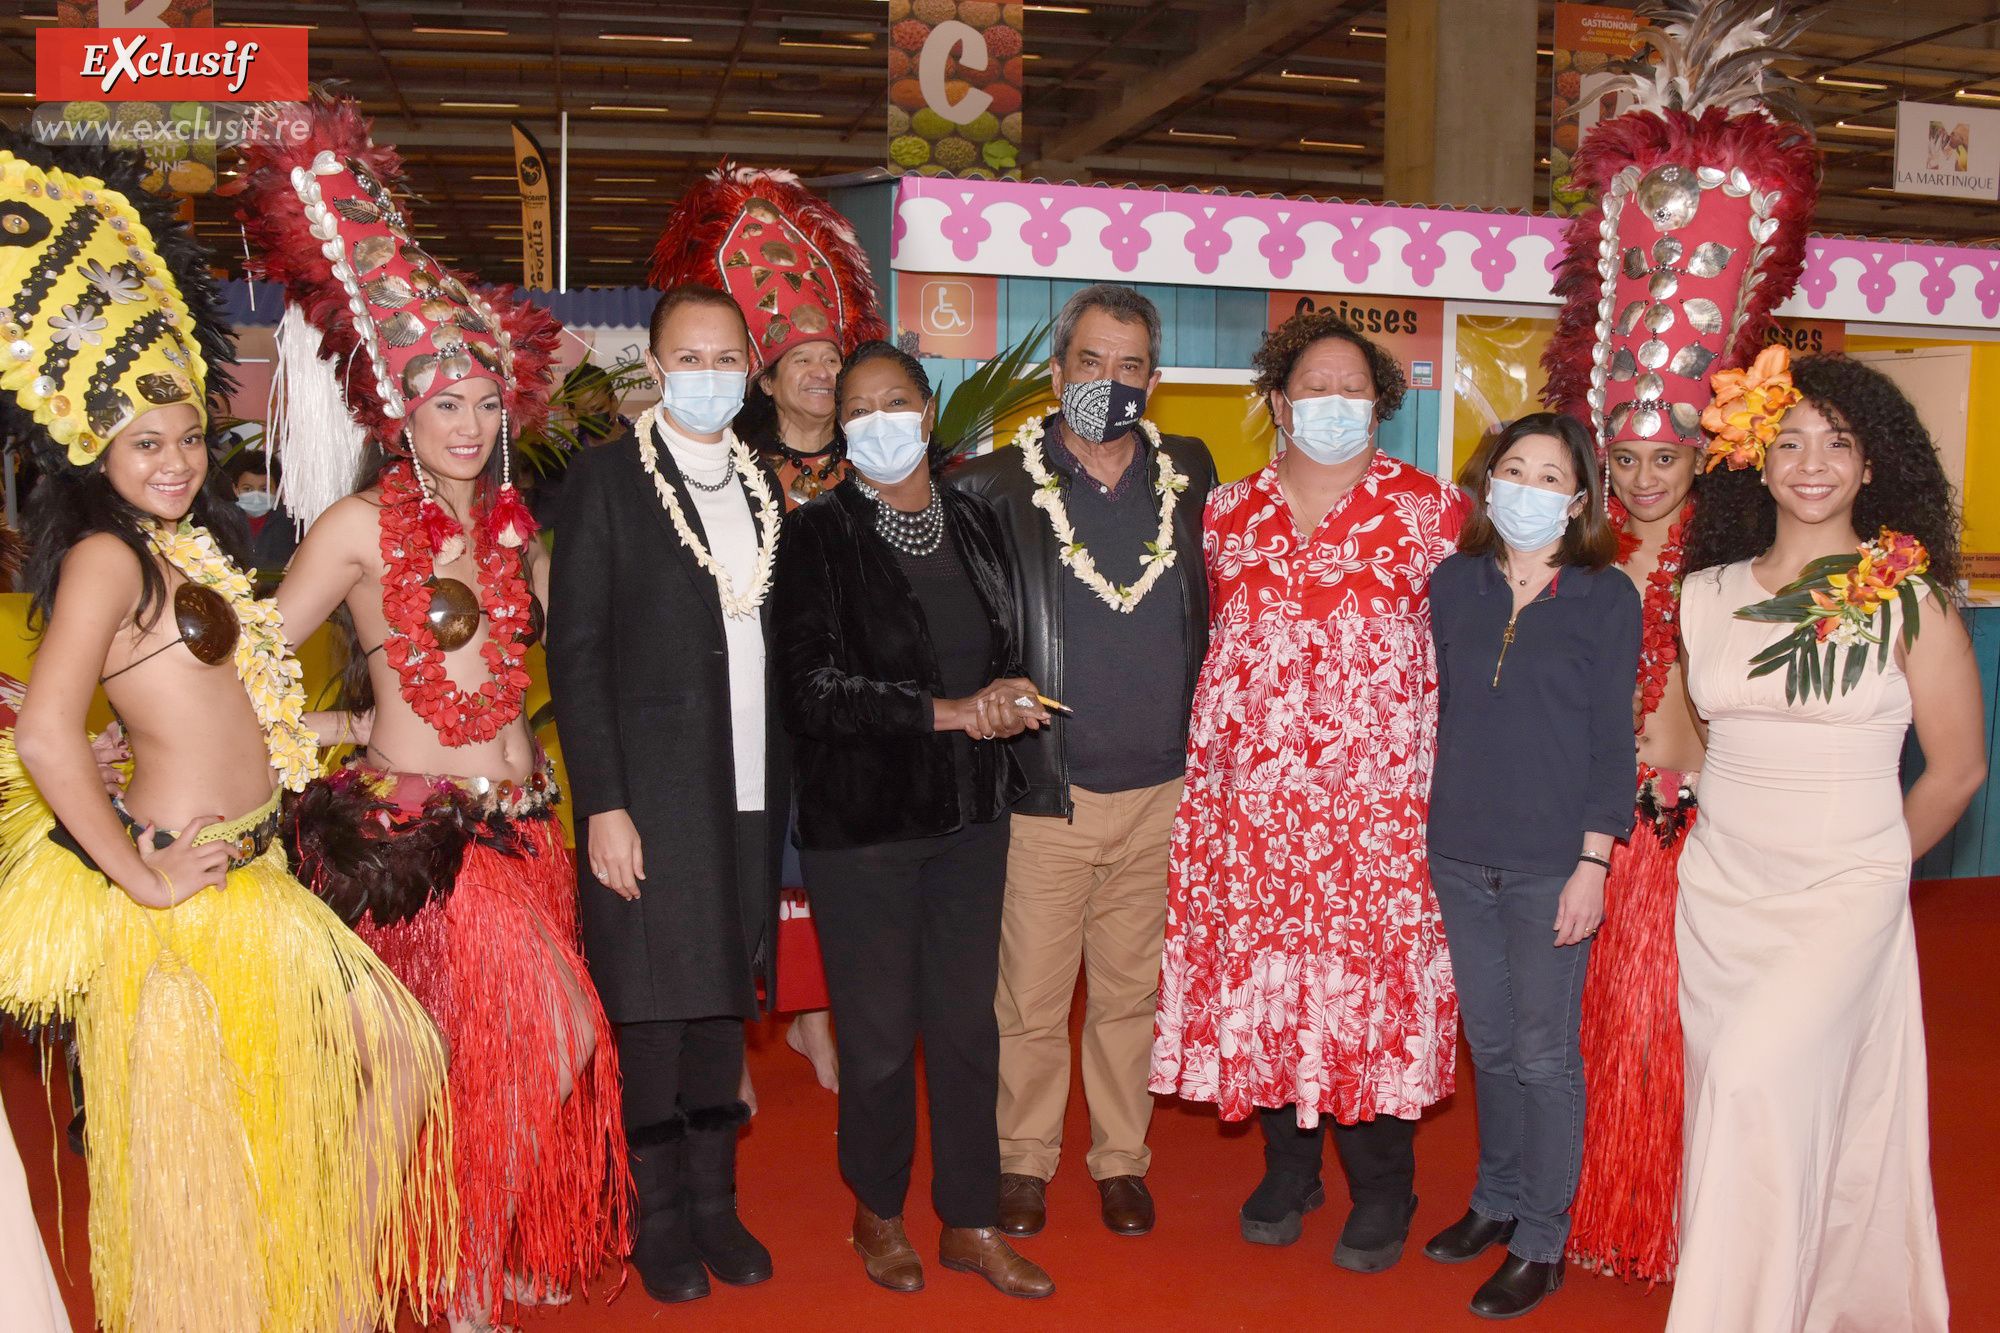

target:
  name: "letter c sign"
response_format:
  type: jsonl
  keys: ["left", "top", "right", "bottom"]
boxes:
{"left": 917, "top": 20, "right": 993, "bottom": 126}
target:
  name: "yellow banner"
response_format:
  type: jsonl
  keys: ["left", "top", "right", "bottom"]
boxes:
{"left": 510, "top": 121, "right": 554, "bottom": 290}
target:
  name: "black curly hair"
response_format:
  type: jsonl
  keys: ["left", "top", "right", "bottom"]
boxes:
{"left": 1684, "top": 353, "right": 1961, "bottom": 591}
{"left": 1251, "top": 308, "right": 1407, "bottom": 423}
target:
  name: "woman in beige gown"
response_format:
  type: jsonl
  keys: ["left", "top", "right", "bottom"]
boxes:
{"left": 0, "top": 1101, "right": 68, "bottom": 1333}
{"left": 1671, "top": 353, "right": 1985, "bottom": 1333}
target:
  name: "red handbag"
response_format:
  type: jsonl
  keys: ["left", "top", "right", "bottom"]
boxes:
{"left": 775, "top": 888, "right": 831, "bottom": 1012}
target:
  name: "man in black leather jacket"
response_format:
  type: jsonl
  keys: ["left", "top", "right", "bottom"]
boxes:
{"left": 951, "top": 284, "right": 1217, "bottom": 1242}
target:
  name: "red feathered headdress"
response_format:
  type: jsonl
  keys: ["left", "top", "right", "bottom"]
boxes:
{"left": 1541, "top": 0, "right": 1819, "bottom": 450}
{"left": 230, "top": 95, "right": 560, "bottom": 531}
{"left": 649, "top": 163, "right": 886, "bottom": 370}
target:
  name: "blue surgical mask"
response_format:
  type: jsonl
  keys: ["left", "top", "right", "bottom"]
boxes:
{"left": 236, "top": 489, "right": 275, "bottom": 517}
{"left": 843, "top": 410, "right": 930, "bottom": 484}
{"left": 1487, "top": 477, "right": 1581, "bottom": 552}
{"left": 1285, "top": 393, "right": 1375, "bottom": 465}
{"left": 659, "top": 369, "right": 747, "bottom": 436}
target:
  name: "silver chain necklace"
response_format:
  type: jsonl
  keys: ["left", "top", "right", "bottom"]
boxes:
{"left": 855, "top": 476, "right": 945, "bottom": 556}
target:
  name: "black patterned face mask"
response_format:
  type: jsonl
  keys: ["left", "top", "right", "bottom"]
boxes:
{"left": 1059, "top": 377, "right": 1147, "bottom": 443}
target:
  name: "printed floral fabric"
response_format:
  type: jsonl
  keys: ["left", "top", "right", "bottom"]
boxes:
{"left": 1151, "top": 452, "right": 1468, "bottom": 1126}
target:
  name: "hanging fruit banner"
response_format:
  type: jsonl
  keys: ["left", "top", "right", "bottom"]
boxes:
{"left": 1548, "top": 3, "right": 1644, "bottom": 217}
{"left": 887, "top": 1, "right": 1023, "bottom": 180}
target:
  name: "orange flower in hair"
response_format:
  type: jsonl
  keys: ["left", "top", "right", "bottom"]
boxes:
{"left": 1701, "top": 345, "right": 1801, "bottom": 472}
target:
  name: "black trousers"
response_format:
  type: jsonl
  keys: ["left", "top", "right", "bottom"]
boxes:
{"left": 615, "top": 1016, "right": 745, "bottom": 1132}
{"left": 1262, "top": 1105, "right": 1417, "bottom": 1205}
{"left": 803, "top": 816, "right": 1009, "bottom": 1229}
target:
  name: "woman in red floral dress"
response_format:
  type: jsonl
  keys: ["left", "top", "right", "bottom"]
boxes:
{"left": 1152, "top": 310, "right": 1466, "bottom": 1274}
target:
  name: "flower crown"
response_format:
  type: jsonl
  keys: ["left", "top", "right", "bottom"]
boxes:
{"left": 1701, "top": 344, "right": 1801, "bottom": 472}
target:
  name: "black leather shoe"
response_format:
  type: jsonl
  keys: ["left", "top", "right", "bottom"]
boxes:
{"left": 1239, "top": 1169, "right": 1325, "bottom": 1246}
{"left": 1424, "top": 1209, "right": 1518, "bottom": 1265}
{"left": 1470, "top": 1253, "right": 1565, "bottom": 1319}
{"left": 1331, "top": 1193, "right": 1417, "bottom": 1273}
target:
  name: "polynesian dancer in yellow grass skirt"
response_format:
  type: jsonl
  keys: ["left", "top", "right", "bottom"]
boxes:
{"left": 0, "top": 129, "right": 453, "bottom": 1333}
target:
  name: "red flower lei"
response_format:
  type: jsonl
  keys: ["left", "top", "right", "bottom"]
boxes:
{"left": 377, "top": 461, "right": 534, "bottom": 746}
{"left": 1610, "top": 494, "right": 1694, "bottom": 726}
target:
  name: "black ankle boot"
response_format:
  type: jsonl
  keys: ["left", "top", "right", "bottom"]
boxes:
{"left": 1331, "top": 1193, "right": 1418, "bottom": 1273}
{"left": 629, "top": 1115, "right": 709, "bottom": 1304}
{"left": 683, "top": 1102, "right": 773, "bottom": 1286}
{"left": 1470, "top": 1253, "right": 1565, "bottom": 1319}
{"left": 1425, "top": 1209, "right": 1518, "bottom": 1264}
{"left": 1240, "top": 1107, "right": 1327, "bottom": 1245}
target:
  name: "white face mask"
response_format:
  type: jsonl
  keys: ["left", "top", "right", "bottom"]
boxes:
{"left": 236, "top": 489, "right": 275, "bottom": 517}
{"left": 659, "top": 369, "right": 747, "bottom": 436}
{"left": 1487, "top": 477, "right": 1581, "bottom": 552}
{"left": 1284, "top": 393, "right": 1375, "bottom": 465}
{"left": 843, "top": 409, "right": 930, "bottom": 484}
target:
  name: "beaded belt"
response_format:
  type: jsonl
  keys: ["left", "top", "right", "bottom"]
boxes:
{"left": 120, "top": 786, "right": 285, "bottom": 870}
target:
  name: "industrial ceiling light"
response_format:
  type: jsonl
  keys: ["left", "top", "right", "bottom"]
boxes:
{"left": 747, "top": 109, "right": 825, "bottom": 119}
{"left": 1169, "top": 129, "right": 1237, "bottom": 141}
{"left": 1830, "top": 121, "right": 1894, "bottom": 134}
{"left": 1955, "top": 89, "right": 2000, "bottom": 104}
{"left": 1815, "top": 74, "right": 1890, "bottom": 92}
{"left": 599, "top": 33, "right": 693, "bottom": 43}
{"left": 590, "top": 105, "right": 676, "bottom": 113}
{"left": 414, "top": 26, "right": 508, "bottom": 36}
{"left": 442, "top": 101, "right": 519, "bottom": 109}
{"left": 1280, "top": 70, "right": 1361, "bottom": 84}
{"left": 1349, "top": 26, "right": 1387, "bottom": 39}
{"left": 1300, "top": 138, "right": 1366, "bottom": 150}
{"left": 781, "top": 38, "right": 873, "bottom": 50}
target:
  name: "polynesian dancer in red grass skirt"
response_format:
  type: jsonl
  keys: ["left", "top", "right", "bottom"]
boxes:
{"left": 232, "top": 95, "right": 629, "bottom": 1332}
{"left": 1536, "top": 0, "right": 1823, "bottom": 1287}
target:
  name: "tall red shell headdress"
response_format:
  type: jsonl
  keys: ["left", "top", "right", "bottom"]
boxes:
{"left": 230, "top": 95, "right": 559, "bottom": 525}
{"left": 1541, "top": 0, "right": 1820, "bottom": 450}
{"left": 648, "top": 163, "right": 886, "bottom": 370}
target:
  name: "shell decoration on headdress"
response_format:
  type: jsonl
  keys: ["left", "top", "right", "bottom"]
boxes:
{"left": 648, "top": 162, "right": 887, "bottom": 371}
{"left": 1541, "top": 0, "right": 1821, "bottom": 450}
{"left": 0, "top": 129, "right": 233, "bottom": 468}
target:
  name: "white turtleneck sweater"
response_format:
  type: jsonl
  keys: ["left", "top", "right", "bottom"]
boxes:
{"left": 658, "top": 417, "right": 766, "bottom": 812}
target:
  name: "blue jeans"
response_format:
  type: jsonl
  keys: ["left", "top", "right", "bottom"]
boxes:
{"left": 1429, "top": 853, "right": 1593, "bottom": 1263}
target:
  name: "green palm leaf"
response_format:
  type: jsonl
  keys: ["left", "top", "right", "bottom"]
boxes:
{"left": 933, "top": 321, "right": 1054, "bottom": 459}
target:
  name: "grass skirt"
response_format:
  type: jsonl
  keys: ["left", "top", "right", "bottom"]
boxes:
{"left": 0, "top": 743, "right": 454, "bottom": 1333}
{"left": 352, "top": 813, "right": 630, "bottom": 1315}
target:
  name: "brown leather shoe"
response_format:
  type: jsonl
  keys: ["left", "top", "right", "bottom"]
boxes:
{"left": 938, "top": 1226, "right": 1055, "bottom": 1299}
{"left": 1096, "top": 1174, "right": 1155, "bottom": 1236}
{"left": 997, "top": 1173, "right": 1047, "bottom": 1238}
{"left": 851, "top": 1203, "right": 924, "bottom": 1292}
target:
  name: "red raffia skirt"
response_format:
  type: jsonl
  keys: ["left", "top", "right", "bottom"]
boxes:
{"left": 295, "top": 764, "right": 631, "bottom": 1315}
{"left": 1568, "top": 767, "right": 1692, "bottom": 1287}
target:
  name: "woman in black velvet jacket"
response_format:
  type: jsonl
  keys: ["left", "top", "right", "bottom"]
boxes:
{"left": 771, "top": 342, "right": 1055, "bottom": 1301}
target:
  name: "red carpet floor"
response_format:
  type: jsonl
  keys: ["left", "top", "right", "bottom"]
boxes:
{"left": 8, "top": 876, "right": 1996, "bottom": 1332}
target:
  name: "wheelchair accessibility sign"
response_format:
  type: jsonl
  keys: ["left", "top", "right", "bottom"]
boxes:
{"left": 898, "top": 272, "right": 997, "bottom": 359}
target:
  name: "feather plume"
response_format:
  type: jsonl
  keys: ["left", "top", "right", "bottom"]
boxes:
{"left": 1592, "top": 0, "right": 1813, "bottom": 122}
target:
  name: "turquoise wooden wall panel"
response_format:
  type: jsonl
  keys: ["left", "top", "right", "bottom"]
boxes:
{"left": 1910, "top": 603, "right": 2000, "bottom": 880}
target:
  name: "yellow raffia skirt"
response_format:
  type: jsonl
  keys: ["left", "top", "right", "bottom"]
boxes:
{"left": 0, "top": 739, "right": 455, "bottom": 1333}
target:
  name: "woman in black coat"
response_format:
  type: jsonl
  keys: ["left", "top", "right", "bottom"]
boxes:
{"left": 547, "top": 285, "right": 786, "bottom": 1305}
{"left": 773, "top": 342, "right": 1054, "bottom": 1301}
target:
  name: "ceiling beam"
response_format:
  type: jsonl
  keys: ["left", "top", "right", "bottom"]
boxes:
{"left": 1039, "top": 0, "right": 1355, "bottom": 162}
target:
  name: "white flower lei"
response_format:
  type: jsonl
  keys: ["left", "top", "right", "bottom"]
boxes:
{"left": 1013, "top": 414, "right": 1188, "bottom": 614}
{"left": 634, "top": 404, "right": 781, "bottom": 620}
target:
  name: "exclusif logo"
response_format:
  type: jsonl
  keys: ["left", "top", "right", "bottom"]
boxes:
{"left": 36, "top": 27, "right": 309, "bottom": 102}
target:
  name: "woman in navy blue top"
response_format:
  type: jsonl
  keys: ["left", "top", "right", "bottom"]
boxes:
{"left": 1421, "top": 413, "right": 1639, "bottom": 1319}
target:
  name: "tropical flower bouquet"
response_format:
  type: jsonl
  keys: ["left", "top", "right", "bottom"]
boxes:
{"left": 1736, "top": 528, "right": 1944, "bottom": 701}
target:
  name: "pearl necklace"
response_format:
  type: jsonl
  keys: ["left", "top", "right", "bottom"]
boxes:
{"left": 682, "top": 451, "right": 738, "bottom": 493}
{"left": 855, "top": 476, "right": 945, "bottom": 557}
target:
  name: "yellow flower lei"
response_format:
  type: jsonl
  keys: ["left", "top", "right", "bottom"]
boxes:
{"left": 146, "top": 520, "right": 320, "bottom": 791}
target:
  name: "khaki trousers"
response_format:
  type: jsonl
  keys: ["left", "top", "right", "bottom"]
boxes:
{"left": 995, "top": 778, "right": 1182, "bottom": 1181}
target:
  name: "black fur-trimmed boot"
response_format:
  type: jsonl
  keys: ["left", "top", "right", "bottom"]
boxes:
{"left": 683, "top": 1101, "right": 773, "bottom": 1286}
{"left": 629, "top": 1113, "right": 709, "bottom": 1303}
